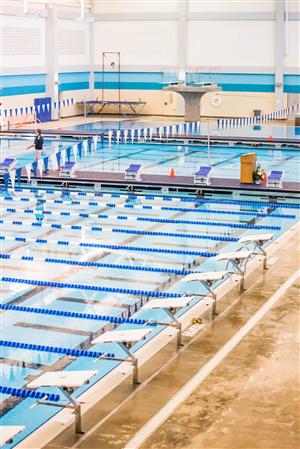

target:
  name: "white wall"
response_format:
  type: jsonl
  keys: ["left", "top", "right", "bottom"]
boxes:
{"left": 187, "top": 20, "right": 274, "bottom": 68}
{"left": 285, "top": 20, "right": 300, "bottom": 69}
{"left": 58, "top": 19, "right": 90, "bottom": 67}
{"left": 2, "top": 15, "right": 46, "bottom": 69}
{"left": 189, "top": 1, "right": 276, "bottom": 13}
{"left": 94, "top": 21, "right": 178, "bottom": 68}
{"left": 93, "top": 0, "right": 178, "bottom": 14}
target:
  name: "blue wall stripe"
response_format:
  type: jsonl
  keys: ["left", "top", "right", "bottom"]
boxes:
{"left": 94, "top": 81, "right": 164, "bottom": 91}
{"left": 94, "top": 81, "right": 275, "bottom": 93}
{"left": 59, "top": 82, "right": 89, "bottom": 92}
{"left": 1, "top": 71, "right": 299, "bottom": 96}
{"left": 58, "top": 72, "right": 90, "bottom": 83}
{"left": 0, "top": 74, "right": 46, "bottom": 88}
{"left": 0, "top": 85, "right": 46, "bottom": 96}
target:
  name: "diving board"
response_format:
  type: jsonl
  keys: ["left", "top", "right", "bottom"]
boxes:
{"left": 28, "top": 370, "right": 98, "bottom": 434}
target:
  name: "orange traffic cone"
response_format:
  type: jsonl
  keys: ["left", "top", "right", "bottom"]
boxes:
{"left": 263, "top": 171, "right": 268, "bottom": 186}
{"left": 268, "top": 135, "right": 273, "bottom": 141}
{"left": 170, "top": 168, "right": 175, "bottom": 177}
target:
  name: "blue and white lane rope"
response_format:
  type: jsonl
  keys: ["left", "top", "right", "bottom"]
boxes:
{"left": 0, "top": 221, "right": 238, "bottom": 243}
{"left": 0, "top": 303, "right": 157, "bottom": 327}
{"left": 0, "top": 235, "right": 216, "bottom": 256}
{"left": 0, "top": 340, "right": 114, "bottom": 359}
{"left": 0, "top": 195, "right": 296, "bottom": 219}
{"left": 1, "top": 277, "right": 188, "bottom": 298}
{"left": 3, "top": 187, "right": 300, "bottom": 209}
{"left": 0, "top": 252, "right": 204, "bottom": 276}
{"left": 0, "top": 385, "right": 60, "bottom": 402}
{"left": 0, "top": 208, "right": 281, "bottom": 231}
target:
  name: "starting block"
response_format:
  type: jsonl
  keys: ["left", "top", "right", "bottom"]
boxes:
{"left": 180, "top": 271, "right": 229, "bottom": 315}
{"left": 142, "top": 296, "right": 196, "bottom": 349}
{"left": 92, "top": 328, "right": 152, "bottom": 384}
{"left": 194, "top": 166, "right": 212, "bottom": 185}
{"left": 215, "top": 251, "right": 252, "bottom": 291}
{"left": 124, "top": 164, "right": 142, "bottom": 181}
{"left": 239, "top": 233, "right": 274, "bottom": 269}
{"left": 28, "top": 370, "right": 98, "bottom": 435}
{"left": 0, "top": 158, "right": 17, "bottom": 175}
{"left": 59, "top": 162, "right": 77, "bottom": 178}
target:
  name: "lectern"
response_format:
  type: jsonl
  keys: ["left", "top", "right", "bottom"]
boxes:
{"left": 240, "top": 153, "right": 256, "bottom": 184}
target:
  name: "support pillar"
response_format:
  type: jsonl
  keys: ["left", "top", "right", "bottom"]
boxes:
{"left": 164, "top": 85, "right": 221, "bottom": 122}
{"left": 45, "top": 4, "right": 59, "bottom": 120}
{"left": 89, "top": 3, "right": 95, "bottom": 101}
{"left": 275, "top": 0, "right": 286, "bottom": 111}
{"left": 178, "top": 92, "right": 207, "bottom": 121}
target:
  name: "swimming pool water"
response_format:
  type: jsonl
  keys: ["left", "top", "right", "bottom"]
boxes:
{"left": 69, "top": 141, "right": 300, "bottom": 182}
{"left": 61, "top": 120, "right": 300, "bottom": 140}
{"left": 1, "top": 186, "right": 299, "bottom": 447}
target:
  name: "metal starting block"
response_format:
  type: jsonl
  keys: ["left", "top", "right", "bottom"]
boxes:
{"left": 27, "top": 370, "right": 98, "bottom": 434}
{"left": 239, "top": 233, "right": 274, "bottom": 269}
{"left": 142, "top": 296, "right": 196, "bottom": 349}
{"left": 215, "top": 251, "right": 252, "bottom": 291}
{"left": 59, "top": 162, "right": 78, "bottom": 178}
{"left": 180, "top": 271, "right": 229, "bottom": 315}
{"left": 92, "top": 328, "right": 152, "bottom": 385}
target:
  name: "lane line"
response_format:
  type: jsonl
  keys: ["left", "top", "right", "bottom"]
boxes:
{"left": 124, "top": 268, "right": 300, "bottom": 449}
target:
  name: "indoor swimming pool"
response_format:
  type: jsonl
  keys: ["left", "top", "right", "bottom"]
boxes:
{"left": 1, "top": 186, "right": 299, "bottom": 447}
{"left": 2, "top": 137, "right": 300, "bottom": 182}
{"left": 65, "top": 141, "right": 300, "bottom": 182}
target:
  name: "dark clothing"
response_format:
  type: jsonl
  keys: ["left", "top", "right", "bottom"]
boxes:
{"left": 34, "top": 135, "right": 44, "bottom": 150}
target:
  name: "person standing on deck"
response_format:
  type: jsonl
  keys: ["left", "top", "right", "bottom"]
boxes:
{"left": 27, "top": 128, "right": 44, "bottom": 161}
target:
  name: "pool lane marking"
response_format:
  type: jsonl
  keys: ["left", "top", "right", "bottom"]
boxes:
{"left": 1, "top": 196, "right": 294, "bottom": 219}
{"left": 0, "top": 232, "right": 217, "bottom": 257}
{"left": 123, "top": 268, "right": 300, "bottom": 449}
{"left": 0, "top": 252, "right": 197, "bottom": 276}
{"left": 0, "top": 208, "right": 280, "bottom": 230}
{"left": 0, "top": 220, "right": 237, "bottom": 242}
{"left": 3, "top": 188, "right": 298, "bottom": 209}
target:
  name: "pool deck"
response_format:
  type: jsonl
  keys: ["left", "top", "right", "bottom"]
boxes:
{"left": 25, "top": 170, "right": 300, "bottom": 195}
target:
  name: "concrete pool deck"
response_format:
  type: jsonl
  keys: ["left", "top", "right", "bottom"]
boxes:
{"left": 44, "top": 227, "right": 300, "bottom": 449}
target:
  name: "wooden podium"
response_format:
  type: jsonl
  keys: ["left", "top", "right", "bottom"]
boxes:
{"left": 240, "top": 153, "right": 256, "bottom": 184}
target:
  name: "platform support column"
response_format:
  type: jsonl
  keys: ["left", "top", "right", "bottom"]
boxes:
{"left": 163, "top": 309, "right": 182, "bottom": 350}
{"left": 118, "top": 342, "right": 139, "bottom": 385}
{"left": 59, "top": 388, "right": 82, "bottom": 434}
{"left": 275, "top": 0, "right": 286, "bottom": 111}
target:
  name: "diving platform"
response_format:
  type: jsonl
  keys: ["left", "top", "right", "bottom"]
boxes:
{"left": 164, "top": 83, "right": 221, "bottom": 121}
